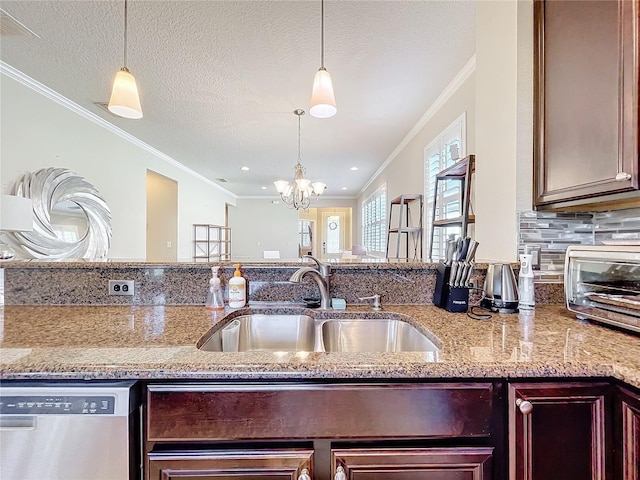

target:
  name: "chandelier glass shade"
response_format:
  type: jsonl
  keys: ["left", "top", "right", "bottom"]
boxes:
{"left": 309, "top": 0, "right": 336, "bottom": 118}
{"left": 274, "top": 109, "right": 326, "bottom": 210}
{"left": 108, "top": 0, "right": 143, "bottom": 119}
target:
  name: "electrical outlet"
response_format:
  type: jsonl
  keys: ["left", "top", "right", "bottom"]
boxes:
{"left": 109, "top": 280, "right": 135, "bottom": 296}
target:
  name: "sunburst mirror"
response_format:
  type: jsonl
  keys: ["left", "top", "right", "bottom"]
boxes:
{"left": 5, "top": 168, "right": 112, "bottom": 260}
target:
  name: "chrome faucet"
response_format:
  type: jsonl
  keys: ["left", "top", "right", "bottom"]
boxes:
{"left": 289, "top": 255, "right": 332, "bottom": 309}
{"left": 302, "top": 255, "right": 331, "bottom": 285}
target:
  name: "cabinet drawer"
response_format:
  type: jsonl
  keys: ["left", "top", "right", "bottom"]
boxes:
{"left": 332, "top": 447, "right": 493, "bottom": 480}
{"left": 147, "top": 383, "right": 494, "bottom": 442}
{"left": 148, "top": 449, "right": 313, "bottom": 480}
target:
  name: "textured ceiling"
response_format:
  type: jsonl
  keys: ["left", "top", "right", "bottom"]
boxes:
{"left": 0, "top": 1, "right": 476, "bottom": 197}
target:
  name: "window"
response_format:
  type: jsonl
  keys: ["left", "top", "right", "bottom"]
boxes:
{"left": 325, "top": 215, "right": 341, "bottom": 254}
{"left": 362, "top": 184, "right": 387, "bottom": 256}
{"left": 298, "top": 220, "right": 312, "bottom": 248}
{"left": 424, "top": 113, "right": 466, "bottom": 261}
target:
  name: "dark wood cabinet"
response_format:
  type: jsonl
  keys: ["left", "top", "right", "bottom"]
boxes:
{"left": 533, "top": 0, "right": 639, "bottom": 209}
{"left": 145, "top": 382, "right": 498, "bottom": 480}
{"left": 332, "top": 447, "right": 493, "bottom": 480}
{"left": 616, "top": 386, "right": 640, "bottom": 480}
{"left": 508, "top": 382, "right": 612, "bottom": 480}
{"left": 148, "top": 449, "right": 313, "bottom": 480}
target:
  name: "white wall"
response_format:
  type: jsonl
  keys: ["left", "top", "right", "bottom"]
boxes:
{"left": 228, "top": 198, "right": 299, "bottom": 260}
{"left": 358, "top": 68, "right": 477, "bottom": 256}
{"left": 475, "top": 0, "right": 533, "bottom": 262}
{"left": 0, "top": 73, "right": 236, "bottom": 261}
{"left": 357, "top": 0, "right": 534, "bottom": 263}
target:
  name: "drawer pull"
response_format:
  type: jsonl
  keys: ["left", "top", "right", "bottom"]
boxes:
{"left": 335, "top": 465, "right": 347, "bottom": 480}
{"left": 298, "top": 468, "right": 311, "bottom": 480}
{"left": 615, "top": 172, "right": 631, "bottom": 181}
{"left": 516, "top": 398, "right": 533, "bottom": 415}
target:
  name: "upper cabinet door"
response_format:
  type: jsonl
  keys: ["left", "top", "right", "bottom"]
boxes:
{"left": 534, "top": 0, "right": 639, "bottom": 208}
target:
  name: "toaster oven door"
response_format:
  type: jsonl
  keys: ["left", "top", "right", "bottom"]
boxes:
{"left": 565, "top": 250, "right": 640, "bottom": 332}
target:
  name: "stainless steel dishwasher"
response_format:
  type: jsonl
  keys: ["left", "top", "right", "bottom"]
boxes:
{"left": 0, "top": 381, "right": 138, "bottom": 480}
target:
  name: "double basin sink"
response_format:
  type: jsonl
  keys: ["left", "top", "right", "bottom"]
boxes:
{"left": 197, "top": 312, "right": 440, "bottom": 356}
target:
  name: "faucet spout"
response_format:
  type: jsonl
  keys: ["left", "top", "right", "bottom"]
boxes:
{"left": 289, "top": 267, "right": 332, "bottom": 309}
{"left": 302, "top": 255, "right": 331, "bottom": 283}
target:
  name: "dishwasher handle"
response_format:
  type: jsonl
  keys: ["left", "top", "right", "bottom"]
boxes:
{"left": 0, "top": 415, "right": 37, "bottom": 430}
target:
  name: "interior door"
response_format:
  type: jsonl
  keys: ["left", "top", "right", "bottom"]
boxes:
{"left": 320, "top": 211, "right": 345, "bottom": 260}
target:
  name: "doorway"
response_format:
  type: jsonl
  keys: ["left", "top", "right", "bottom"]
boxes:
{"left": 146, "top": 170, "right": 178, "bottom": 262}
{"left": 321, "top": 210, "right": 347, "bottom": 260}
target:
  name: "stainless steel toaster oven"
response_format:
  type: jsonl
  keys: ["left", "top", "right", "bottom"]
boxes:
{"left": 565, "top": 245, "right": 640, "bottom": 333}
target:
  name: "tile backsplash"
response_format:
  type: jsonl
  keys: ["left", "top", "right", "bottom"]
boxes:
{"left": 518, "top": 207, "right": 640, "bottom": 281}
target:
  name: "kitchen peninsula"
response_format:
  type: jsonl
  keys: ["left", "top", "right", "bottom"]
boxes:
{"left": 1, "top": 260, "right": 639, "bottom": 480}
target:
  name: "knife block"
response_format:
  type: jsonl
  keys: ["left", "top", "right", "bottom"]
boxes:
{"left": 433, "top": 261, "right": 469, "bottom": 313}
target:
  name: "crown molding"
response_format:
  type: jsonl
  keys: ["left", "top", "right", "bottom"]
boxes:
{"left": 359, "top": 54, "right": 476, "bottom": 196}
{"left": 0, "top": 61, "right": 237, "bottom": 200}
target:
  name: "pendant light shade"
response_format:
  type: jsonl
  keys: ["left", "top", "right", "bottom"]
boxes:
{"left": 109, "top": 67, "right": 142, "bottom": 119}
{"left": 309, "top": 0, "right": 336, "bottom": 118}
{"left": 108, "top": 0, "right": 142, "bottom": 119}
{"left": 310, "top": 67, "right": 336, "bottom": 119}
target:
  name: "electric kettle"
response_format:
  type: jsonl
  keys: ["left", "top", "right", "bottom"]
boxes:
{"left": 480, "top": 263, "right": 519, "bottom": 313}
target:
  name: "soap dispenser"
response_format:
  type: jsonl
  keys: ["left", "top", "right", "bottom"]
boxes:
{"left": 518, "top": 246, "right": 535, "bottom": 311}
{"left": 228, "top": 263, "right": 247, "bottom": 308}
{"left": 205, "top": 266, "right": 225, "bottom": 310}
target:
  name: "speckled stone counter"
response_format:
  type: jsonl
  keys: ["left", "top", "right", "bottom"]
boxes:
{"left": 2, "top": 260, "right": 566, "bottom": 306}
{"left": 1, "top": 304, "right": 638, "bottom": 388}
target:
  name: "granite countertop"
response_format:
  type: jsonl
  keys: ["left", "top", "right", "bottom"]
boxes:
{"left": 1, "top": 304, "right": 639, "bottom": 388}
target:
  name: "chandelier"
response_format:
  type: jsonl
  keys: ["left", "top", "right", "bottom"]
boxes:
{"left": 274, "top": 109, "right": 326, "bottom": 210}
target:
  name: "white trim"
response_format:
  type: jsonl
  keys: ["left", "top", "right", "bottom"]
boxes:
{"left": 0, "top": 61, "right": 237, "bottom": 199}
{"left": 359, "top": 54, "right": 476, "bottom": 195}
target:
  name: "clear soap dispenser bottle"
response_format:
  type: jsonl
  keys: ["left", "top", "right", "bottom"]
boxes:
{"left": 518, "top": 246, "right": 535, "bottom": 311}
{"left": 205, "top": 266, "right": 225, "bottom": 310}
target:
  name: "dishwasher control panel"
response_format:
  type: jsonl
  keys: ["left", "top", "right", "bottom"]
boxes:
{"left": 0, "top": 396, "right": 116, "bottom": 415}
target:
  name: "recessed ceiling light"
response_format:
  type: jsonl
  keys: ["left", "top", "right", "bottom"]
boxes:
{"left": 341, "top": 187, "right": 348, "bottom": 190}
{"left": 261, "top": 186, "right": 267, "bottom": 190}
{"left": 241, "top": 166, "right": 249, "bottom": 171}
{"left": 350, "top": 166, "right": 358, "bottom": 171}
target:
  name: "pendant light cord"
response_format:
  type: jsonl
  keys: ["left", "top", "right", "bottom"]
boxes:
{"left": 123, "top": 0, "right": 128, "bottom": 68}
{"left": 320, "top": 0, "right": 325, "bottom": 68}
{"left": 297, "top": 111, "right": 302, "bottom": 161}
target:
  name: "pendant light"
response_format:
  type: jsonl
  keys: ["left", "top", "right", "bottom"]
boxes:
{"left": 108, "top": 0, "right": 143, "bottom": 119}
{"left": 309, "top": 0, "right": 336, "bottom": 119}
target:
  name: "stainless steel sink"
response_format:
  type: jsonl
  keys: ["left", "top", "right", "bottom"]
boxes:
{"left": 197, "top": 313, "right": 440, "bottom": 357}
{"left": 198, "top": 314, "right": 315, "bottom": 352}
{"left": 321, "top": 319, "right": 439, "bottom": 353}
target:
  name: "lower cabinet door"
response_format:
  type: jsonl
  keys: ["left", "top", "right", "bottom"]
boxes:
{"left": 618, "top": 386, "right": 640, "bottom": 480}
{"left": 331, "top": 447, "right": 493, "bottom": 480}
{"left": 147, "top": 449, "right": 313, "bottom": 480}
{"left": 509, "top": 382, "right": 611, "bottom": 480}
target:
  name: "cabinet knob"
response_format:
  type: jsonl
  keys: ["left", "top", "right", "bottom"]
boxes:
{"left": 335, "top": 465, "right": 347, "bottom": 480}
{"left": 516, "top": 398, "right": 533, "bottom": 415}
{"left": 615, "top": 172, "right": 632, "bottom": 181}
{"left": 298, "top": 468, "right": 311, "bottom": 480}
